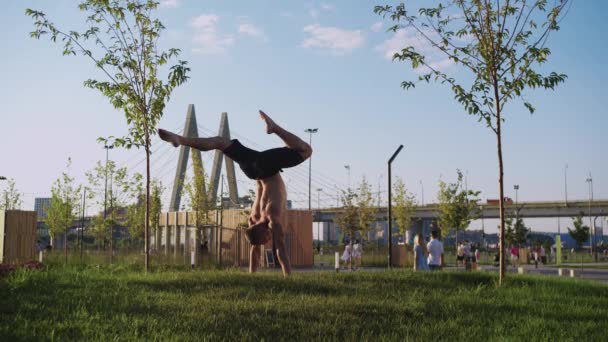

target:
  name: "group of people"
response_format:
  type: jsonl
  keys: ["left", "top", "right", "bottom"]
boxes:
{"left": 413, "top": 230, "right": 444, "bottom": 271}
{"left": 340, "top": 239, "right": 362, "bottom": 270}
{"left": 456, "top": 240, "right": 481, "bottom": 268}
{"left": 509, "top": 245, "right": 546, "bottom": 267}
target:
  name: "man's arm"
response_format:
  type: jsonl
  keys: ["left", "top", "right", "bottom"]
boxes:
{"left": 249, "top": 181, "right": 263, "bottom": 226}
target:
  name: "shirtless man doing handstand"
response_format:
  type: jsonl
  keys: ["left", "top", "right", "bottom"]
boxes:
{"left": 158, "top": 111, "right": 312, "bottom": 277}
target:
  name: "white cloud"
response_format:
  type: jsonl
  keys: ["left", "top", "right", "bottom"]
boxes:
{"left": 320, "top": 3, "right": 335, "bottom": 11}
{"left": 191, "top": 14, "right": 219, "bottom": 31}
{"left": 428, "top": 58, "right": 454, "bottom": 71}
{"left": 375, "top": 28, "right": 454, "bottom": 73}
{"left": 238, "top": 23, "right": 266, "bottom": 40}
{"left": 159, "top": 0, "right": 178, "bottom": 9}
{"left": 191, "top": 14, "right": 234, "bottom": 54}
{"left": 309, "top": 3, "right": 335, "bottom": 18}
{"left": 371, "top": 21, "right": 383, "bottom": 33}
{"left": 301, "top": 24, "right": 365, "bottom": 55}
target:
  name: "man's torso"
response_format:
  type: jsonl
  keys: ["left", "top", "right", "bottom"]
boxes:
{"left": 260, "top": 174, "right": 287, "bottom": 220}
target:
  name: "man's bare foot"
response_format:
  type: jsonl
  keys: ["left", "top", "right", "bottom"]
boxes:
{"left": 158, "top": 128, "right": 181, "bottom": 147}
{"left": 259, "top": 110, "right": 278, "bottom": 134}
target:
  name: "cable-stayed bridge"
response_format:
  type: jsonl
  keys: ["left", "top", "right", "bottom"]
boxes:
{"left": 114, "top": 105, "right": 607, "bottom": 224}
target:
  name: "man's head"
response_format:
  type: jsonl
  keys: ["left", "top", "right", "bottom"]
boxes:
{"left": 244, "top": 221, "right": 272, "bottom": 245}
{"left": 431, "top": 230, "right": 439, "bottom": 239}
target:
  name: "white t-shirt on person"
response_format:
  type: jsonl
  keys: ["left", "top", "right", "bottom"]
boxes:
{"left": 427, "top": 238, "right": 444, "bottom": 266}
{"left": 352, "top": 243, "right": 362, "bottom": 258}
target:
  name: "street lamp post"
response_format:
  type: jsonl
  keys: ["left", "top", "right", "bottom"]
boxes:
{"left": 480, "top": 205, "right": 485, "bottom": 248}
{"left": 0, "top": 177, "right": 6, "bottom": 211}
{"left": 344, "top": 165, "right": 351, "bottom": 190}
{"left": 586, "top": 174, "right": 594, "bottom": 258}
{"left": 109, "top": 170, "right": 115, "bottom": 264}
{"left": 419, "top": 180, "right": 424, "bottom": 206}
{"left": 317, "top": 188, "right": 323, "bottom": 253}
{"left": 305, "top": 128, "right": 318, "bottom": 212}
{"left": 387, "top": 145, "right": 404, "bottom": 269}
{"left": 514, "top": 184, "right": 519, "bottom": 223}
{"left": 564, "top": 164, "right": 568, "bottom": 205}
{"left": 103, "top": 145, "right": 113, "bottom": 251}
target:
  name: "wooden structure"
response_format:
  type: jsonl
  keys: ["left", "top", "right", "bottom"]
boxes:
{"left": 0, "top": 210, "right": 38, "bottom": 264}
{"left": 157, "top": 209, "right": 313, "bottom": 267}
{"left": 391, "top": 246, "right": 410, "bottom": 268}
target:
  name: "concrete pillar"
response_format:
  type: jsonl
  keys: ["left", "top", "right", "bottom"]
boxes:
{"left": 189, "top": 227, "right": 199, "bottom": 267}
{"left": 169, "top": 105, "right": 200, "bottom": 212}
{"left": 174, "top": 226, "right": 180, "bottom": 257}
{"left": 164, "top": 224, "right": 170, "bottom": 256}
{"left": 184, "top": 226, "right": 190, "bottom": 259}
{"left": 154, "top": 225, "right": 161, "bottom": 252}
{"left": 173, "top": 212, "right": 179, "bottom": 256}
{"left": 163, "top": 212, "right": 170, "bottom": 255}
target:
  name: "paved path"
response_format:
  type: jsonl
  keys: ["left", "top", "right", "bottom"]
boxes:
{"left": 478, "top": 264, "right": 608, "bottom": 283}
{"left": 251, "top": 264, "right": 608, "bottom": 284}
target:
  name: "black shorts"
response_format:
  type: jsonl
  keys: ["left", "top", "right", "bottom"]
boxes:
{"left": 222, "top": 139, "right": 304, "bottom": 180}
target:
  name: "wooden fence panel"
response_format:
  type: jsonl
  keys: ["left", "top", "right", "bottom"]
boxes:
{"left": 0, "top": 210, "right": 37, "bottom": 264}
{"left": 157, "top": 209, "right": 313, "bottom": 267}
{"left": 0, "top": 210, "right": 5, "bottom": 263}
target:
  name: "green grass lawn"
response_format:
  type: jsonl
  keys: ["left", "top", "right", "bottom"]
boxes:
{"left": 1, "top": 264, "right": 607, "bottom": 341}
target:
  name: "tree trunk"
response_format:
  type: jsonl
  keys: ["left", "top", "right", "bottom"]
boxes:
{"left": 110, "top": 211, "right": 114, "bottom": 264}
{"left": 144, "top": 134, "right": 150, "bottom": 273}
{"left": 64, "top": 228, "right": 68, "bottom": 264}
{"left": 349, "top": 239, "right": 353, "bottom": 270}
{"left": 496, "top": 110, "right": 506, "bottom": 285}
{"left": 455, "top": 230, "right": 458, "bottom": 268}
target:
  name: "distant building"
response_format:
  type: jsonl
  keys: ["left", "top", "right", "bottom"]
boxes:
{"left": 34, "top": 197, "right": 52, "bottom": 220}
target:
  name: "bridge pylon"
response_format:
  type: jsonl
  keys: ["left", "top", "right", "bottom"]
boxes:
{"left": 168, "top": 106, "right": 239, "bottom": 211}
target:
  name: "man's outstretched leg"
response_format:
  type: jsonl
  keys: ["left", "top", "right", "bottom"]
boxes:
{"left": 259, "top": 111, "right": 312, "bottom": 160}
{"left": 158, "top": 129, "right": 232, "bottom": 151}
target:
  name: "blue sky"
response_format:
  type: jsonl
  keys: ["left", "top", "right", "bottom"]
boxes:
{"left": 0, "top": 0, "right": 606, "bottom": 233}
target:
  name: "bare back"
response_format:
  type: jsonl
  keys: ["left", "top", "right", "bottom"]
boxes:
{"left": 260, "top": 173, "right": 287, "bottom": 222}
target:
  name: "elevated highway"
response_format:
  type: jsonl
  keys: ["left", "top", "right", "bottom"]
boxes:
{"left": 314, "top": 199, "right": 608, "bottom": 222}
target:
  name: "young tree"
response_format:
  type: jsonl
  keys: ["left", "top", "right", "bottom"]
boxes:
{"left": 90, "top": 214, "right": 109, "bottom": 251}
{"left": 0, "top": 178, "right": 22, "bottom": 210}
{"left": 375, "top": 0, "right": 570, "bottom": 284}
{"left": 503, "top": 217, "right": 515, "bottom": 246}
{"left": 513, "top": 217, "right": 529, "bottom": 245}
{"left": 86, "top": 160, "right": 142, "bottom": 256}
{"left": 27, "top": 0, "right": 190, "bottom": 272}
{"left": 568, "top": 212, "right": 590, "bottom": 251}
{"left": 504, "top": 216, "right": 528, "bottom": 245}
{"left": 356, "top": 177, "right": 378, "bottom": 242}
{"left": 149, "top": 181, "right": 163, "bottom": 245}
{"left": 335, "top": 188, "right": 358, "bottom": 269}
{"left": 183, "top": 152, "right": 212, "bottom": 249}
{"left": 437, "top": 170, "right": 480, "bottom": 253}
{"left": 125, "top": 179, "right": 162, "bottom": 246}
{"left": 46, "top": 160, "right": 81, "bottom": 254}
{"left": 125, "top": 195, "right": 145, "bottom": 241}
{"left": 392, "top": 177, "right": 417, "bottom": 242}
